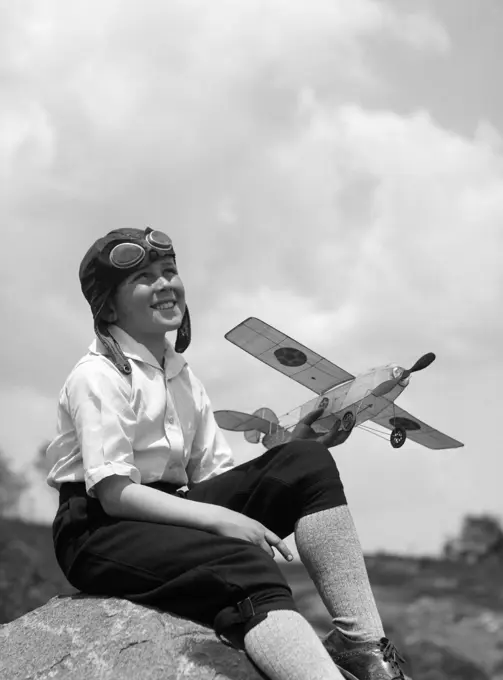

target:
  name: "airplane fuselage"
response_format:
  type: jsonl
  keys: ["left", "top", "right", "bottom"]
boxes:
{"left": 278, "top": 363, "right": 410, "bottom": 435}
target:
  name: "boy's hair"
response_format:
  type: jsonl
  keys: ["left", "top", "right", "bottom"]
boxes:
{"left": 79, "top": 227, "right": 191, "bottom": 374}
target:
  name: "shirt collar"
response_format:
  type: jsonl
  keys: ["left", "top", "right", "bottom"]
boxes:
{"left": 89, "top": 325, "right": 187, "bottom": 379}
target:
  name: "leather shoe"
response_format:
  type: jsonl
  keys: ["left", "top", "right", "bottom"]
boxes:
{"left": 323, "top": 631, "right": 411, "bottom": 680}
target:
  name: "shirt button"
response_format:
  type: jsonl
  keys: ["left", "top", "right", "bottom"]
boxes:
{"left": 168, "top": 416, "right": 174, "bottom": 424}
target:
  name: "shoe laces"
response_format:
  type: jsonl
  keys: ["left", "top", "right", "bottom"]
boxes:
{"left": 380, "top": 639, "right": 406, "bottom": 679}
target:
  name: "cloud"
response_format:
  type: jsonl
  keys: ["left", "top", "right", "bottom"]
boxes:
{"left": 383, "top": 4, "right": 450, "bottom": 53}
{"left": 0, "top": 385, "right": 56, "bottom": 474}
{"left": 254, "top": 96, "right": 503, "bottom": 362}
{"left": 0, "top": 0, "right": 455, "bottom": 389}
{"left": 0, "top": 0, "right": 449, "bottom": 195}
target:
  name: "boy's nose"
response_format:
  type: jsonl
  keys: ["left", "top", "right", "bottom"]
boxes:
{"left": 154, "top": 276, "right": 170, "bottom": 289}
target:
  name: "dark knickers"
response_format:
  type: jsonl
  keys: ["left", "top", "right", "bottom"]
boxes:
{"left": 52, "top": 440, "right": 347, "bottom": 647}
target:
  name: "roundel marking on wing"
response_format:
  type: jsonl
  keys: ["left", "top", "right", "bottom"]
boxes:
{"left": 389, "top": 416, "right": 420, "bottom": 431}
{"left": 274, "top": 347, "right": 308, "bottom": 367}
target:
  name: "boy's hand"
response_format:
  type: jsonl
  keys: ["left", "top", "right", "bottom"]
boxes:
{"left": 291, "top": 407, "right": 353, "bottom": 448}
{"left": 211, "top": 506, "right": 293, "bottom": 562}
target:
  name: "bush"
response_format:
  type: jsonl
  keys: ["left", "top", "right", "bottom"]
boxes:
{"left": 443, "top": 514, "right": 503, "bottom": 564}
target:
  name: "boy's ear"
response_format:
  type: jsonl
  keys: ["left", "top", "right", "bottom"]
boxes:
{"left": 100, "top": 298, "right": 118, "bottom": 323}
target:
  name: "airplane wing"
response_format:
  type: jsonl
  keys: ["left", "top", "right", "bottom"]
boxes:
{"left": 225, "top": 317, "right": 354, "bottom": 395}
{"left": 371, "top": 401, "right": 464, "bottom": 450}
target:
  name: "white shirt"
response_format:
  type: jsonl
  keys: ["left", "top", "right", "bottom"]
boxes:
{"left": 46, "top": 325, "right": 235, "bottom": 498}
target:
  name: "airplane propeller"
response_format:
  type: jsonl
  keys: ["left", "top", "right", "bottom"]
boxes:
{"left": 373, "top": 352, "right": 436, "bottom": 398}
{"left": 402, "top": 352, "right": 436, "bottom": 379}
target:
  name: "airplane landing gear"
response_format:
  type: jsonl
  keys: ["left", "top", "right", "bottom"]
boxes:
{"left": 390, "top": 426, "right": 407, "bottom": 448}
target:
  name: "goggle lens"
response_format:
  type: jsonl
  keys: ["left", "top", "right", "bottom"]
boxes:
{"left": 109, "top": 243, "right": 145, "bottom": 269}
{"left": 146, "top": 230, "right": 174, "bottom": 251}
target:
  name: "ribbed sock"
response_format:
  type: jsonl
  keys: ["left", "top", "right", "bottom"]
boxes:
{"left": 244, "top": 609, "right": 344, "bottom": 680}
{"left": 295, "top": 505, "right": 385, "bottom": 642}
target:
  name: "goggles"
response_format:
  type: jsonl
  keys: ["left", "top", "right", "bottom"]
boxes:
{"left": 109, "top": 229, "right": 175, "bottom": 269}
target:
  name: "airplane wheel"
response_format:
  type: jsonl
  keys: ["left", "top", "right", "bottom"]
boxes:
{"left": 390, "top": 426, "right": 407, "bottom": 448}
{"left": 342, "top": 411, "right": 355, "bottom": 431}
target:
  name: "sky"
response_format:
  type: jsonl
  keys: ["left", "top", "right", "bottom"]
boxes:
{"left": 0, "top": 0, "right": 501, "bottom": 556}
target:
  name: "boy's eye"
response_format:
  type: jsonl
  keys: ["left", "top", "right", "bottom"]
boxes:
{"left": 133, "top": 271, "right": 150, "bottom": 282}
{"left": 132, "top": 267, "right": 178, "bottom": 282}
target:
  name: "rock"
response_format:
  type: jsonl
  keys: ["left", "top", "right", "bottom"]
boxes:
{"left": 0, "top": 594, "right": 264, "bottom": 680}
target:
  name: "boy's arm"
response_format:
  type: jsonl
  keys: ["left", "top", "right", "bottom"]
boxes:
{"left": 95, "top": 475, "right": 225, "bottom": 529}
{"left": 67, "top": 360, "right": 141, "bottom": 498}
{"left": 96, "top": 475, "right": 293, "bottom": 561}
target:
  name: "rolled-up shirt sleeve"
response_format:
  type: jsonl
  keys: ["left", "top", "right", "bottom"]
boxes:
{"left": 66, "top": 360, "right": 141, "bottom": 497}
{"left": 186, "top": 377, "right": 235, "bottom": 486}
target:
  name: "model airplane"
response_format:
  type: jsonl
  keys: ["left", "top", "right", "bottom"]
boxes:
{"left": 214, "top": 317, "right": 463, "bottom": 450}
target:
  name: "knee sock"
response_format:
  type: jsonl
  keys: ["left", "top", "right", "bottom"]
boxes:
{"left": 244, "top": 610, "right": 345, "bottom": 680}
{"left": 295, "top": 505, "right": 385, "bottom": 643}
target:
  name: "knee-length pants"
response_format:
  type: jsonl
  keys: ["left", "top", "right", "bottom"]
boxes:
{"left": 52, "top": 440, "right": 347, "bottom": 647}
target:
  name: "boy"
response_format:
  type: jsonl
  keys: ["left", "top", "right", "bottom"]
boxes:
{"left": 46, "top": 227, "right": 409, "bottom": 680}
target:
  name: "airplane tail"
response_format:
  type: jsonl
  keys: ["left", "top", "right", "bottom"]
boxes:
{"left": 244, "top": 407, "right": 279, "bottom": 444}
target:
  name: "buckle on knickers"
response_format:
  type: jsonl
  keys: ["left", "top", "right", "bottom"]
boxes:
{"left": 214, "top": 597, "right": 257, "bottom": 650}
{"left": 237, "top": 597, "right": 255, "bottom": 620}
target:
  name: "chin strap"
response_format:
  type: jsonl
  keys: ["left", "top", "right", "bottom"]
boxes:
{"left": 175, "top": 307, "right": 191, "bottom": 353}
{"left": 94, "top": 321, "right": 132, "bottom": 375}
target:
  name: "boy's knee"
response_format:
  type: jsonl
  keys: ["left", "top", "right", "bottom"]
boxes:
{"left": 271, "top": 438, "right": 342, "bottom": 488}
{"left": 271, "top": 439, "right": 347, "bottom": 517}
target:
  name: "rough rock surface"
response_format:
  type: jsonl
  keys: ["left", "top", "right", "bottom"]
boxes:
{"left": 0, "top": 594, "right": 265, "bottom": 680}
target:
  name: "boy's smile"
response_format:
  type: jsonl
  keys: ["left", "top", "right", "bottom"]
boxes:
{"left": 150, "top": 295, "right": 178, "bottom": 317}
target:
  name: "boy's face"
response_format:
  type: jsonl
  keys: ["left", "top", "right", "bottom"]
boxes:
{"left": 109, "top": 255, "right": 186, "bottom": 338}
